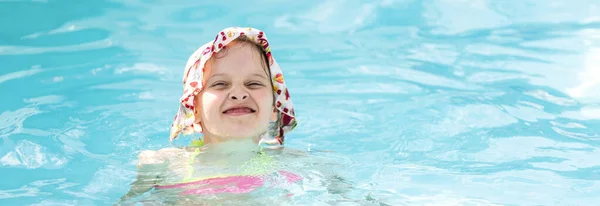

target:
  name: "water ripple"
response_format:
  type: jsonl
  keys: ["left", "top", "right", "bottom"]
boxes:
{"left": 0, "top": 68, "right": 43, "bottom": 84}
{"left": 0, "top": 107, "right": 42, "bottom": 138}
{"left": 0, "top": 140, "right": 68, "bottom": 169}
{"left": 0, "top": 39, "right": 114, "bottom": 55}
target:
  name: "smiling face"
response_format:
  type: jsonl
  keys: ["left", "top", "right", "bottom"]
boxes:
{"left": 194, "top": 39, "right": 277, "bottom": 143}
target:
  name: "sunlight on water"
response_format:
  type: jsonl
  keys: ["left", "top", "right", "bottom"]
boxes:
{"left": 1, "top": 0, "right": 600, "bottom": 205}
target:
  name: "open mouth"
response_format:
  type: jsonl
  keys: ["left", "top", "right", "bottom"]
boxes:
{"left": 223, "top": 107, "right": 256, "bottom": 114}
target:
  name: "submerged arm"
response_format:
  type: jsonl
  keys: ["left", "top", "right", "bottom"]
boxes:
{"left": 117, "top": 149, "right": 175, "bottom": 204}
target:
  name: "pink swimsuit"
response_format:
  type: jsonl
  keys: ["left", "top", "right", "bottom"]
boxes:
{"left": 154, "top": 170, "right": 302, "bottom": 195}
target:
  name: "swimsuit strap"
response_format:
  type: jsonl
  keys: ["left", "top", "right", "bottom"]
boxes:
{"left": 183, "top": 147, "right": 202, "bottom": 182}
{"left": 179, "top": 139, "right": 203, "bottom": 182}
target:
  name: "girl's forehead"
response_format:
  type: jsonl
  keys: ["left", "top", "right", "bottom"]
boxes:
{"left": 207, "top": 43, "right": 265, "bottom": 76}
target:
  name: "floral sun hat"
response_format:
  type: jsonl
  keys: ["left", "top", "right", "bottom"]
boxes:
{"left": 170, "top": 27, "right": 297, "bottom": 145}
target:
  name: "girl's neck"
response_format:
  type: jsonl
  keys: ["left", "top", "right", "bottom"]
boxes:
{"left": 202, "top": 134, "right": 261, "bottom": 154}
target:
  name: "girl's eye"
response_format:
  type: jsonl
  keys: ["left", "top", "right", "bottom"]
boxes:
{"left": 211, "top": 82, "right": 227, "bottom": 87}
{"left": 247, "top": 82, "right": 264, "bottom": 87}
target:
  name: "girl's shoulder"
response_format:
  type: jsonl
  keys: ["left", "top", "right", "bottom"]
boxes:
{"left": 137, "top": 147, "right": 194, "bottom": 167}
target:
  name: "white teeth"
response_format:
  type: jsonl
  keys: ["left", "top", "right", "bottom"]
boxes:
{"left": 224, "top": 107, "right": 254, "bottom": 113}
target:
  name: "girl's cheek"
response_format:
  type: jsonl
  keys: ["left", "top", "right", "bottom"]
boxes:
{"left": 202, "top": 92, "right": 221, "bottom": 102}
{"left": 255, "top": 90, "right": 274, "bottom": 103}
{"left": 202, "top": 93, "right": 225, "bottom": 113}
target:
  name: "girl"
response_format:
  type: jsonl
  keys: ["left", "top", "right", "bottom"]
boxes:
{"left": 118, "top": 27, "right": 300, "bottom": 204}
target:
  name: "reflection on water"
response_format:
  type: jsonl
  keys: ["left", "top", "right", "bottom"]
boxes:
{"left": 1, "top": 0, "right": 600, "bottom": 205}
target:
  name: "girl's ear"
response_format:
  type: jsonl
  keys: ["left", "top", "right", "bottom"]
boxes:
{"left": 194, "top": 109, "right": 202, "bottom": 123}
{"left": 270, "top": 106, "right": 278, "bottom": 122}
{"left": 193, "top": 97, "right": 204, "bottom": 133}
{"left": 194, "top": 95, "right": 202, "bottom": 123}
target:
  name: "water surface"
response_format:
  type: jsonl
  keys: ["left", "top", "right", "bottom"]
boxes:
{"left": 2, "top": 0, "right": 600, "bottom": 205}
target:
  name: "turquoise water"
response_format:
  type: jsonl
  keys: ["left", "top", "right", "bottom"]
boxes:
{"left": 2, "top": 0, "right": 600, "bottom": 205}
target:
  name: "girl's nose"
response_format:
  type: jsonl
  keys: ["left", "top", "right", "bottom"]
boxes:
{"left": 229, "top": 91, "right": 249, "bottom": 100}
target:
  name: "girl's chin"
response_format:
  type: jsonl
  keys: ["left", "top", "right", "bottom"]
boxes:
{"left": 203, "top": 122, "right": 270, "bottom": 139}
{"left": 216, "top": 127, "right": 266, "bottom": 139}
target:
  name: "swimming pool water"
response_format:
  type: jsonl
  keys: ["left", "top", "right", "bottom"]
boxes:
{"left": 2, "top": 0, "right": 600, "bottom": 205}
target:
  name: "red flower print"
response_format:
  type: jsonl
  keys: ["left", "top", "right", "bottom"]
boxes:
{"left": 267, "top": 53, "right": 273, "bottom": 65}
{"left": 277, "top": 101, "right": 281, "bottom": 107}
{"left": 285, "top": 89, "right": 290, "bottom": 100}
{"left": 282, "top": 112, "right": 291, "bottom": 125}
{"left": 203, "top": 46, "right": 212, "bottom": 55}
{"left": 277, "top": 89, "right": 281, "bottom": 95}
{"left": 185, "top": 65, "right": 193, "bottom": 79}
{"left": 218, "top": 43, "right": 223, "bottom": 49}
{"left": 258, "top": 39, "right": 268, "bottom": 48}
{"left": 274, "top": 73, "right": 284, "bottom": 84}
{"left": 190, "top": 81, "right": 198, "bottom": 87}
{"left": 257, "top": 39, "right": 266, "bottom": 46}
{"left": 222, "top": 36, "right": 227, "bottom": 41}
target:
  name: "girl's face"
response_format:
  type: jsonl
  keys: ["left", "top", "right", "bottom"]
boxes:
{"left": 194, "top": 41, "right": 276, "bottom": 142}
